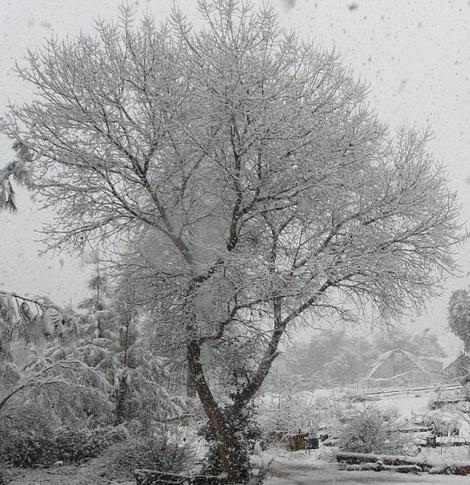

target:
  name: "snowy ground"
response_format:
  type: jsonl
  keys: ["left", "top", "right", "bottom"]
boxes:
{"left": 372, "top": 392, "right": 432, "bottom": 417}
{"left": 6, "top": 463, "right": 469, "bottom": 485}
{"left": 4, "top": 451, "right": 470, "bottom": 485}
{"left": 266, "top": 463, "right": 470, "bottom": 484}
{"left": 260, "top": 449, "right": 470, "bottom": 484}
{"left": 3, "top": 458, "right": 133, "bottom": 485}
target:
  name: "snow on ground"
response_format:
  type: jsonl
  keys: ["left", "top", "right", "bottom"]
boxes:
{"left": 258, "top": 386, "right": 438, "bottom": 417}
{"left": 5, "top": 448, "right": 470, "bottom": 485}
{"left": 3, "top": 457, "right": 133, "bottom": 485}
{"left": 259, "top": 384, "right": 470, "bottom": 431}
{"left": 265, "top": 463, "right": 470, "bottom": 484}
{"left": 372, "top": 392, "right": 432, "bottom": 417}
{"left": 418, "top": 445, "right": 470, "bottom": 462}
{"left": 259, "top": 449, "right": 470, "bottom": 484}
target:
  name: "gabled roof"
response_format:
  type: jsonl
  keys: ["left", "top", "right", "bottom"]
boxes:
{"left": 367, "top": 348, "right": 429, "bottom": 380}
{"left": 442, "top": 358, "right": 459, "bottom": 373}
{"left": 442, "top": 354, "right": 470, "bottom": 376}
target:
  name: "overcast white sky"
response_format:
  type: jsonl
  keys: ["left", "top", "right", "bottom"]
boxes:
{"left": 1, "top": 0, "right": 469, "bottom": 354}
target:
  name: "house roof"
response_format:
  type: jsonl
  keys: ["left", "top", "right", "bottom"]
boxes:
{"left": 367, "top": 348, "right": 430, "bottom": 380}
{"left": 442, "top": 358, "right": 459, "bottom": 373}
{"left": 442, "top": 354, "right": 469, "bottom": 375}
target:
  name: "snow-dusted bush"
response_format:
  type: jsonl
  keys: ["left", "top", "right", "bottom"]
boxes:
{"left": 0, "top": 403, "right": 54, "bottom": 466}
{"left": 336, "top": 404, "right": 412, "bottom": 455}
{"left": 103, "top": 426, "right": 198, "bottom": 480}
{"left": 419, "top": 412, "right": 460, "bottom": 437}
{"left": 259, "top": 393, "right": 313, "bottom": 436}
{"left": 0, "top": 418, "right": 115, "bottom": 467}
{"left": 258, "top": 389, "right": 347, "bottom": 445}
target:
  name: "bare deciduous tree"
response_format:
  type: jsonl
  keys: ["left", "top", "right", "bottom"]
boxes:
{"left": 0, "top": 1, "right": 462, "bottom": 481}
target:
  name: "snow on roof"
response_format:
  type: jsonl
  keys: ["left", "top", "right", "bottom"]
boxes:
{"left": 442, "top": 356, "right": 461, "bottom": 372}
{"left": 366, "top": 349, "right": 430, "bottom": 380}
{"left": 443, "top": 355, "right": 459, "bottom": 367}
{"left": 420, "top": 356, "right": 448, "bottom": 365}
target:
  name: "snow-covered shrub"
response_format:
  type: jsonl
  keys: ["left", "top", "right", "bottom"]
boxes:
{"left": 336, "top": 404, "right": 412, "bottom": 455}
{"left": 103, "top": 427, "right": 197, "bottom": 480}
{"left": 50, "top": 427, "right": 113, "bottom": 463}
{"left": 0, "top": 403, "right": 55, "bottom": 466}
{"left": 419, "top": 412, "right": 460, "bottom": 437}
{"left": 258, "top": 390, "right": 347, "bottom": 448}
{"left": 0, "top": 402, "right": 119, "bottom": 467}
{"left": 264, "top": 396, "right": 314, "bottom": 436}
{"left": 258, "top": 390, "right": 321, "bottom": 439}
{"left": 0, "top": 425, "right": 114, "bottom": 467}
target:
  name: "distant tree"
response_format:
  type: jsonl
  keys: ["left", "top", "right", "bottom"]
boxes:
{"left": 284, "top": 331, "right": 376, "bottom": 386}
{"left": 0, "top": 2, "right": 462, "bottom": 481}
{"left": 284, "top": 327, "right": 446, "bottom": 386}
{"left": 373, "top": 327, "right": 447, "bottom": 358}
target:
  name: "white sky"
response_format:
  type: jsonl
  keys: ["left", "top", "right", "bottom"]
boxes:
{"left": 1, "top": 0, "right": 469, "bottom": 354}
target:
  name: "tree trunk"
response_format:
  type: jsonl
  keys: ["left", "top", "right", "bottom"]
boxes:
{"left": 186, "top": 338, "right": 250, "bottom": 483}
{"left": 186, "top": 364, "right": 197, "bottom": 398}
{"left": 182, "top": 277, "right": 282, "bottom": 483}
{"left": 114, "top": 372, "right": 129, "bottom": 425}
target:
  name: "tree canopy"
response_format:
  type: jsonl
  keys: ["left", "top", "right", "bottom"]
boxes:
{"left": 0, "top": 1, "right": 462, "bottom": 481}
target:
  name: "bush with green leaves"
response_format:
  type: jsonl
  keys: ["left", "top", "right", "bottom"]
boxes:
{"left": 336, "top": 404, "right": 412, "bottom": 455}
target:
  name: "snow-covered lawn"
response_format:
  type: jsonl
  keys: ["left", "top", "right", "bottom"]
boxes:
{"left": 260, "top": 449, "right": 470, "bottom": 484}
{"left": 5, "top": 449, "right": 470, "bottom": 485}
{"left": 266, "top": 463, "right": 470, "bottom": 484}
{"left": 373, "top": 392, "right": 431, "bottom": 417}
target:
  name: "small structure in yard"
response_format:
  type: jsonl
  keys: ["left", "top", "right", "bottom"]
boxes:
{"left": 365, "top": 349, "right": 443, "bottom": 388}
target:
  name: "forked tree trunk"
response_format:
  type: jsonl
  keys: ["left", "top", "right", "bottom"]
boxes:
{"left": 183, "top": 282, "right": 283, "bottom": 483}
{"left": 186, "top": 338, "right": 250, "bottom": 483}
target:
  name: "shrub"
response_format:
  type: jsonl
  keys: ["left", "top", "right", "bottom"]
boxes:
{"left": 103, "top": 428, "right": 197, "bottom": 481}
{"left": 0, "top": 418, "right": 115, "bottom": 467}
{"left": 0, "top": 403, "right": 56, "bottom": 467}
{"left": 336, "top": 404, "right": 412, "bottom": 455}
{"left": 419, "top": 412, "right": 460, "bottom": 437}
{"left": 50, "top": 427, "right": 111, "bottom": 463}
